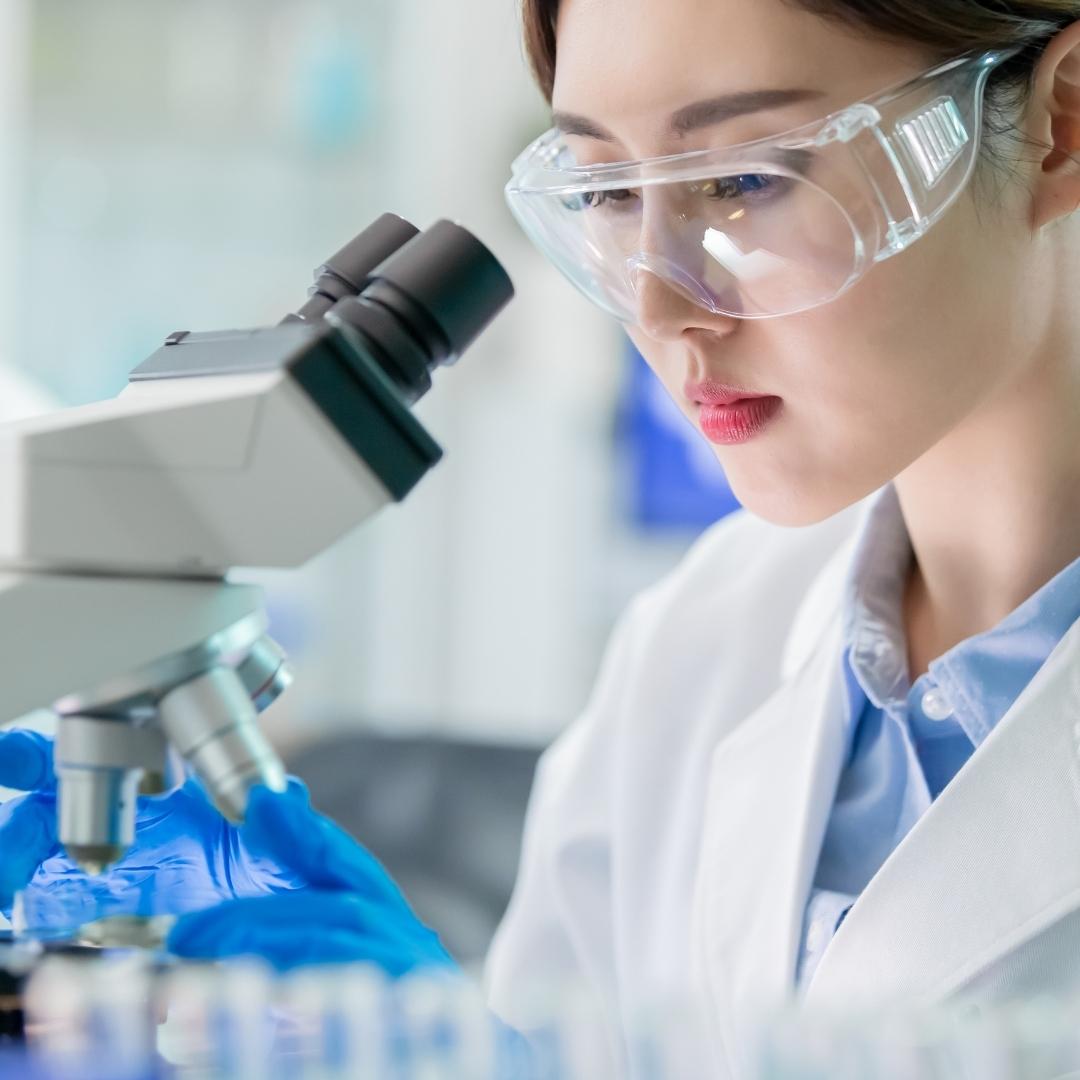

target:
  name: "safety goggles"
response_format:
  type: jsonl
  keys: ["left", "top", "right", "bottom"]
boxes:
{"left": 506, "top": 48, "right": 1021, "bottom": 321}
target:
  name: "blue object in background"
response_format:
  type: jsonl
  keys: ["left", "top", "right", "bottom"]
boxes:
{"left": 617, "top": 341, "right": 741, "bottom": 530}
{"left": 294, "top": 26, "right": 377, "bottom": 153}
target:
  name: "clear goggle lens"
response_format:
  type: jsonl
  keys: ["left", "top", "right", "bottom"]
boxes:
{"left": 548, "top": 166, "right": 863, "bottom": 319}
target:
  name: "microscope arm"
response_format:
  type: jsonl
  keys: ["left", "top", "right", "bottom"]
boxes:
{"left": 0, "top": 573, "right": 265, "bottom": 724}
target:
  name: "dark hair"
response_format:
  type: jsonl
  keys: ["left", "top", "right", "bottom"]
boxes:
{"left": 520, "top": 0, "right": 1077, "bottom": 173}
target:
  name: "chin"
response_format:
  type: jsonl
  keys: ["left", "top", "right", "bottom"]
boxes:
{"left": 724, "top": 466, "right": 866, "bottom": 528}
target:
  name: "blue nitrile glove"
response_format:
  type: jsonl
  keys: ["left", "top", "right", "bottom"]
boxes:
{"left": 167, "top": 779, "right": 458, "bottom": 976}
{"left": 0, "top": 728, "right": 305, "bottom": 924}
{"left": 0, "top": 730, "right": 56, "bottom": 913}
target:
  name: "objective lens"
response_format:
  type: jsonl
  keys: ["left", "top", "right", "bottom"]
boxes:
{"left": 55, "top": 716, "right": 169, "bottom": 875}
{"left": 57, "top": 767, "right": 138, "bottom": 875}
{"left": 158, "top": 666, "right": 286, "bottom": 822}
{"left": 235, "top": 635, "right": 293, "bottom": 713}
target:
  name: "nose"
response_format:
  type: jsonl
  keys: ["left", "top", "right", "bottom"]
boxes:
{"left": 631, "top": 263, "right": 740, "bottom": 342}
{"left": 629, "top": 195, "right": 741, "bottom": 340}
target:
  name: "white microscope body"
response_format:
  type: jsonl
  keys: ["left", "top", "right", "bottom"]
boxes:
{"left": 0, "top": 215, "right": 514, "bottom": 872}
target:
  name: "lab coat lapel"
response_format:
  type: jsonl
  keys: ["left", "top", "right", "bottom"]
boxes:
{"left": 694, "top": 612, "right": 849, "bottom": 1077}
{"left": 806, "top": 615, "right": 1080, "bottom": 1007}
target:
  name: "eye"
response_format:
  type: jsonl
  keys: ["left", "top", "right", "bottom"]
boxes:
{"left": 561, "top": 187, "right": 639, "bottom": 212}
{"left": 698, "top": 150, "right": 811, "bottom": 205}
{"left": 700, "top": 174, "right": 793, "bottom": 202}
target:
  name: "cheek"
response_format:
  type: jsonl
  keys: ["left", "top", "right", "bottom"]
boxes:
{"left": 783, "top": 200, "right": 1017, "bottom": 434}
{"left": 718, "top": 212, "right": 1018, "bottom": 521}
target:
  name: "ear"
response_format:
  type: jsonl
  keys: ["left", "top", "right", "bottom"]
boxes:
{"left": 1027, "top": 20, "right": 1080, "bottom": 230}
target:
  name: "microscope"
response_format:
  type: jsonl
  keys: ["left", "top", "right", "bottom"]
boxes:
{"left": 0, "top": 214, "right": 514, "bottom": 874}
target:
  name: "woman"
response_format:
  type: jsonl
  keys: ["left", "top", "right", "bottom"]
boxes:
{"left": 485, "top": 0, "right": 1080, "bottom": 1072}
{"left": 4, "top": 0, "right": 1080, "bottom": 1075}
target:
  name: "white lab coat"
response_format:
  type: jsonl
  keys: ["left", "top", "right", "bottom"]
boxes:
{"left": 484, "top": 494, "right": 1080, "bottom": 1078}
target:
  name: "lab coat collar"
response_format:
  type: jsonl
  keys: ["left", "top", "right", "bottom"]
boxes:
{"left": 841, "top": 483, "right": 912, "bottom": 710}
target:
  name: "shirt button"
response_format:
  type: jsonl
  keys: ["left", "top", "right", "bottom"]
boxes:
{"left": 921, "top": 687, "right": 954, "bottom": 721}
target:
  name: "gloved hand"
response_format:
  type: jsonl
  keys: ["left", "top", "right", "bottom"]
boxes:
{"left": 167, "top": 779, "right": 457, "bottom": 976}
{"left": 0, "top": 728, "right": 305, "bottom": 925}
{"left": 1, "top": 728, "right": 455, "bottom": 978}
{"left": 0, "top": 729, "right": 57, "bottom": 914}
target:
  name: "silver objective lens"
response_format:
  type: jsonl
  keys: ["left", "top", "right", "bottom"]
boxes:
{"left": 158, "top": 665, "right": 286, "bottom": 821}
{"left": 57, "top": 769, "right": 138, "bottom": 876}
{"left": 56, "top": 718, "right": 169, "bottom": 875}
{"left": 236, "top": 635, "right": 293, "bottom": 713}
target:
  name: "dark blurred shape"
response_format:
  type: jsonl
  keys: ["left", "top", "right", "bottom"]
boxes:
{"left": 285, "top": 733, "right": 541, "bottom": 965}
{"left": 0, "top": 937, "right": 25, "bottom": 1044}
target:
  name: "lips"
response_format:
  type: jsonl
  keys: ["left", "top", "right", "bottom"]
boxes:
{"left": 697, "top": 396, "right": 783, "bottom": 444}
{"left": 684, "top": 378, "right": 770, "bottom": 406}
{"left": 683, "top": 378, "right": 782, "bottom": 444}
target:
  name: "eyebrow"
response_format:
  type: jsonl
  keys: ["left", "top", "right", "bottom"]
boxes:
{"left": 552, "top": 88, "right": 826, "bottom": 140}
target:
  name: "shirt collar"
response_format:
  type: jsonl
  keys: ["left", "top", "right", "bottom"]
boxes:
{"left": 840, "top": 482, "right": 1080, "bottom": 749}
{"left": 927, "top": 550, "right": 1080, "bottom": 747}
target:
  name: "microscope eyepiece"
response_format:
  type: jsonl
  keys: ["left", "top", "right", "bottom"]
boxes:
{"left": 290, "top": 213, "right": 421, "bottom": 325}
{"left": 327, "top": 219, "right": 515, "bottom": 403}
{"left": 363, "top": 220, "right": 516, "bottom": 363}
{"left": 286, "top": 215, "right": 514, "bottom": 404}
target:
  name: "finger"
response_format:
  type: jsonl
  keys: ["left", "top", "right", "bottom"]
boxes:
{"left": 169, "top": 891, "right": 391, "bottom": 954}
{"left": 167, "top": 890, "right": 369, "bottom": 955}
{"left": 168, "top": 891, "right": 454, "bottom": 973}
{"left": 0, "top": 731, "right": 55, "bottom": 792}
{"left": 170, "top": 920, "right": 383, "bottom": 971}
{"left": 169, "top": 912, "right": 442, "bottom": 977}
{"left": 241, "top": 783, "right": 406, "bottom": 908}
{"left": 0, "top": 794, "right": 59, "bottom": 910}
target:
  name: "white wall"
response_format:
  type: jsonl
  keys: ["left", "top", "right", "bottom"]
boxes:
{"left": 0, "top": 0, "right": 28, "bottom": 362}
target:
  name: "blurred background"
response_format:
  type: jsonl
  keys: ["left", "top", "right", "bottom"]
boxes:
{"left": 0, "top": 0, "right": 740, "bottom": 962}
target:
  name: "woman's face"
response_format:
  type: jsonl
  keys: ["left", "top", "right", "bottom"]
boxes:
{"left": 552, "top": 0, "right": 1038, "bottom": 525}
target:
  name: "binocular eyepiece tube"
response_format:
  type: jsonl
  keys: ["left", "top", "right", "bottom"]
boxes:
{"left": 287, "top": 213, "right": 514, "bottom": 404}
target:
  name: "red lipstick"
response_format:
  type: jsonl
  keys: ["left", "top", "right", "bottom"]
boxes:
{"left": 685, "top": 379, "right": 782, "bottom": 445}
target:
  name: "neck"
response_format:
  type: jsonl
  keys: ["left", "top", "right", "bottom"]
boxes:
{"left": 894, "top": 335, "right": 1080, "bottom": 673}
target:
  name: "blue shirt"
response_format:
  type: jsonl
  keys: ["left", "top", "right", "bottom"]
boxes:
{"left": 795, "top": 483, "right": 1080, "bottom": 991}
